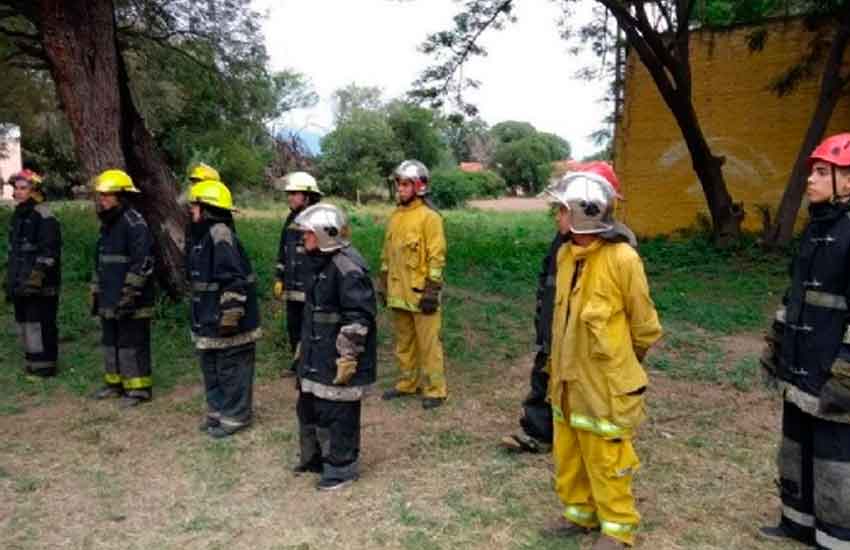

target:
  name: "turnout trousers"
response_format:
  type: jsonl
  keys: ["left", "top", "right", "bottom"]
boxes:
{"left": 199, "top": 343, "right": 255, "bottom": 430}
{"left": 391, "top": 309, "right": 447, "bottom": 399}
{"left": 553, "top": 393, "right": 641, "bottom": 546}
{"left": 14, "top": 296, "right": 58, "bottom": 375}
{"left": 779, "top": 400, "right": 850, "bottom": 549}
{"left": 101, "top": 318, "right": 152, "bottom": 398}
{"left": 297, "top": 390, "right": 361, "bottom": 482}
{"left": 520, "top": 351, "right": 553, "bottom": 443}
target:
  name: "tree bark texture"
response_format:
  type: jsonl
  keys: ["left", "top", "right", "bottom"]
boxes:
{"left": 765, "top": 19, "right": 850, "bottom": 248}
{"left": 37, "top": 0, "right": 187, "bottom": 295}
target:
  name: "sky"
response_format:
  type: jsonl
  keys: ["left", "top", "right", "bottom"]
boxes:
{"left": 256, "top": 0, "right": 611, "bottom": 160}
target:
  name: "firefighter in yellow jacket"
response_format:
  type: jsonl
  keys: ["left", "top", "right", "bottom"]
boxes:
{"left": 541, "top": 170, "right": 662, "bottom": 549}
{"left": 379, "top": 160, "right": 448, "bottom": 410}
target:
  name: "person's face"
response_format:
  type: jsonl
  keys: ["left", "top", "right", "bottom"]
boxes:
{"left": 396, "top": 179, "right": 416, "bottom": 204}
{"left": 807, "top": 160, "right": 850, "bottom": 204}
{"left": 555, "top": 204, "right": 571, "bottom": 236}
{"left": 13, "top": 181, "right": 32, "bottom": 204}
{"left": 97, "top": 192, "right": 119, "bottom": 211}
{"left": 303, "top": 230, "right": 319, "bottom": 251}
{"left": 190, "top": 203, "right": 202, "bottom": 223}
{"left": 288, "top": 191, "right": 307, "bottom": 210}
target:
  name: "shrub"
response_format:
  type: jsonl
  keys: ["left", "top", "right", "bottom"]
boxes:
{"left": 429, "top": 169, "right": 479, "bottom": 209}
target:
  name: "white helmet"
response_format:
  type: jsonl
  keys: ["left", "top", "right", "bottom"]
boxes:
{"left": 542, "top": 172, "right": 616, "bottom": 234}
{"left": 283, "top": 171, "right": 323, "bottom": 196}
{"left": 294, "top": 204, "right": 350, "bottom": 252}
{"left": 393, "top": 160, "right": 430, "bottom": 196}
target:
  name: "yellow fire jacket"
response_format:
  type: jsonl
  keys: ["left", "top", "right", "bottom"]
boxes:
{"left": 380, "top": 198, "right": 446, "bottom": 312}
{"left": 549, "top": 239, "right": 662, "bottom": 438}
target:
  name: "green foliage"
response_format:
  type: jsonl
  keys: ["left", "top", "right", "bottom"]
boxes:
{"left": 492, "top": 136, "right": 554, "bottom": 193}
{"left": 490, "top": 120, "right": 537, "bottom": 144}
{"left": 386, "top": 101, "right": 450, "bottom": 170}
{"left": 429, "top": 169, "right": 506, "bottom": 209}
{"left": 318, "top": 109, "right": 404, "bottom": 199}
{"left": 443, "top": 115, "right": 492, "bottom": 163}
{"left": 536, "top": 132, "right": 571, "bottom": 161}
{"left": 332, "top": 83, "right": 384, "bottom": 123}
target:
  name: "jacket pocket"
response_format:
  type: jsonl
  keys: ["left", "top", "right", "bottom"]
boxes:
{"left": 404, "top": 233, "right": 422, "bottom": 270}
{"left": 580, "top": 293, "right": 616, "bottom": 359}
{"left": 606, "top": 365, "right": 648, "bottom": 430}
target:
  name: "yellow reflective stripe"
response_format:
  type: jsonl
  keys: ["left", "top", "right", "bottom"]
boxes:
{"left": 564, "top": 505, "right": 597, "bottom": 525}
{"left": 805, "top": 290, "right": 847, "bottom": 310}
{"left": 283, "top": 290, "right": 306, "bottom": 302}
{"left": 104, "top": 373, "right": 121, "bottom": 385}
{"left": 122, "top": 376, "right": 152, "bottom": 390}
{"left": 570, "top": 413, "right": 629, "bottom": 438}
{"left": 552, "top": 403, "right": 566, "bottom": 423}
{"left": 387, "top": 296, "right": 421, "bottom": 312}
{"left": 600, "top": 520, "right": 636, "bottom": 537}
{"left": 192, "top": 281, "right": 219, "bottom": 291}
{"left": 125, "top": 272, "right": 146, "bottom": 287}
{"left": 428, "top": 267, "right": 443, "bottom": 282}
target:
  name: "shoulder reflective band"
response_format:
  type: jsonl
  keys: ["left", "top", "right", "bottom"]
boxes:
{"left": 570, "top": 412, "right": 629, "bottom": 439}
{"left": 100, "top": 254, "right": 130, "bottom": 264}
{"left": 805, "top": 290, "right": 847, "bottom": 310}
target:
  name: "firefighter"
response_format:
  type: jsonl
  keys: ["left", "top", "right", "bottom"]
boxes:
{"left": 540, "top": 169, "right": 662, "bottom": 549}
{"left": 5, "top": 169, "right": 61, "bottom": 378}
{"left": 90, "top": 169, "right": 156, "bottom": 408}
{"left": 760, "top": 133, "right": 850, "bottom": 549}
{"left": 188, "top": 162, "right": 220, "bottom": 184}
{"left": 501, "top": 161, "right": 636, "bottom": 454}
{"left": 273, "top": 172, "right": 323, "bottom": 377}
{"left": 187, "top": 179, "right": 261, "bottom": 439}
{"left": 379, "top": 160, "right": 448, "bottom": 410}
{"left": 292, "top": 203, "right": 377, "bottom": 491}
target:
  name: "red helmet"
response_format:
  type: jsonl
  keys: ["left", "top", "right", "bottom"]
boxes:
{"left": 9, "top": 169, "right": 42, "bottom": 186}
{"left": 809, "top": 133, "right": 850, "bottom": 169}
{"left": 572, "top": 161, "right": 622, "bottom": 198}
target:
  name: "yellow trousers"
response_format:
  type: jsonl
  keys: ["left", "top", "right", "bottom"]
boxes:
{"left": 553, "top": 400, "right": 641, "bottom": 545}
{"left": 391, "top": 309, "right": 447, "bottom": 399}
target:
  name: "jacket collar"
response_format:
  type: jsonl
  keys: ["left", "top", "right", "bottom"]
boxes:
{"left": 568, "top": 238, "right": 606, "bottom": 259}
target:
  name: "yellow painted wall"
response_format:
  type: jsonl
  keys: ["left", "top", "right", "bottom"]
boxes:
{"left": 614, "top": 18, "right": 850, "bottom": 236}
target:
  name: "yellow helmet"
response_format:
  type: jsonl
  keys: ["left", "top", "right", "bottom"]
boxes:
{"left": 94, "top": 169, "right": 140, "bottom": 193}
{"left": 188, "top": 179, "right": 235, "bottom": 211}
{"left": 283, "top": 171, "right": 322, "bottom": 195}
{"left": 188, "top": 162, "right": 220, "bottom": 183}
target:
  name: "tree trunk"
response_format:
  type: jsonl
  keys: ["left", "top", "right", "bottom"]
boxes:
{"left": 764, "top": 20, "right": 850, "bottom": 248}
{"left": 670, "top": 99, "right": 743, "bottom": 245}
{"left": 37, "top": 0, "right": 187, "bottom": 295}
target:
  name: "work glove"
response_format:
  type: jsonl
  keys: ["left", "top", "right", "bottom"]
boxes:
{"left": 219, "top": 307, "right": 243, "bottom": 337}
{"left": 376, "top": 271, "right": 388, "bottom": 307}
{"left": 333, "top": 357, "right": 358, "bottom": 385}
{"left": 116, "top": 285, "right": 139, "bottom": 318}
{"left": 21, "top": 269, "right": 45, "bottom": 294}
{"left": 821, "top": 359, "right": 850, "bottom": 414}
{"left": 419, "top": 278, "right": 442, "bottom": 315}
{"left": 273, "top": 280, "right": 285, "bottom": 300}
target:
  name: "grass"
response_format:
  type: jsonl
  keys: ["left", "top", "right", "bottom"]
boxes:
{"left": 0, "top": 199, "right": 801, "bottom": 549}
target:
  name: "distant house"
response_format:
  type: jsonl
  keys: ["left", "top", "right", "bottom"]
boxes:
{"left": 614, "top": 16, "right": 850, "bottom": 236}
{"left": 459, "top": 162, "right": 484, "bottom": 173}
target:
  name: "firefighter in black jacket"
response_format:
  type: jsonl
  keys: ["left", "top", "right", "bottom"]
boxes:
{"left": 292, "top": 203, "right": 377, "bottom": 491}
{"left": 187, "top": 179, "right": 261, "bottom": 439}
{"left": 90, "top": 169, "right": 156, "bottom": 408}
{"left": 6, "top": 169, "right": 61, "bottom": 378}
{"left": 273, "top": 171, "right": 323, "bottom": 376}
{"left": 761, "top": 133, "right": 850, "bottom": 549}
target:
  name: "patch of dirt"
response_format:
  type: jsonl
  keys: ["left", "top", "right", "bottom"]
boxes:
{"left": 468, "top": 198, "right": 549, "bottom": 212}
{"left": 718, "top": 331, "right": 765, "bottom": 366}
{"left": 0, "top": 349, "right": 801, "bottom": 550}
